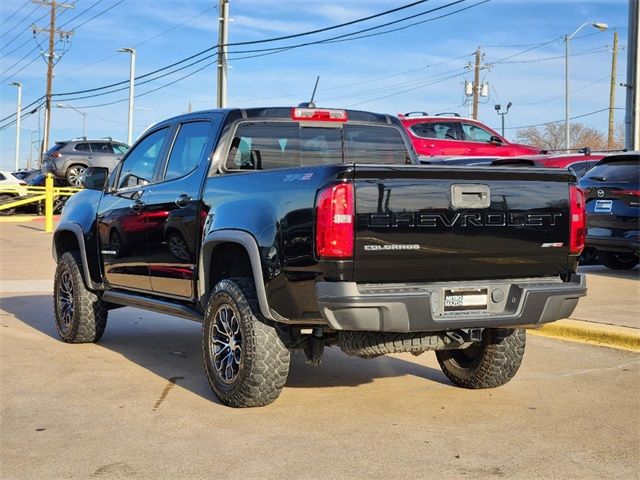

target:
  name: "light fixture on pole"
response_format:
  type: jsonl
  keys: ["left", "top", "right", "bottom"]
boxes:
{"left": 56, "top": 103, "right": 87, "bottom": 138}
{"left": 564, "top": 22, "right": 608, "bottom": 151}
{"left": 494, "top": 102, "right": 512, "bottom": 138}
{"left": 117, "top": 47, "right": 136, "bottom": 145}
{"left": 10, "top": 82, "right": 22, "bottom": 171}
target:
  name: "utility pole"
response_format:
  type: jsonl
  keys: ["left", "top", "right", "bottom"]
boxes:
{"left": 32, "top": 0, "right": 74, "bottom": 163}
{"left": 188, "top": 101, "right": 192, "bottom": 113}
{"left": 472, "top": 48, "right": 481, "bottom": 120}
{"left": 217, "top": 0, "right": 229, "bottom": 108}
{"left": 10, "top": 82, "right": 22, "bottom": 171}
{"left": 625, "top": 0, "right": 639, "bottom": 151}
{"left": 608, "top": 31, "right": 619, "bottom": 149}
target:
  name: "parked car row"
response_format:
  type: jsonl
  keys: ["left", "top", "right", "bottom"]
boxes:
{"left": 42, "top": 137, "right": 129, "bottom": 186}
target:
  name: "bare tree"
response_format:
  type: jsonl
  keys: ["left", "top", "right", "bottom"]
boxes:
{"left": 516, "top": 122, "right": 608, "bottom": 151}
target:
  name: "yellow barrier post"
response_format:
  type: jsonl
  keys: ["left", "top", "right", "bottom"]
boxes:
{"left": 45, "top": 173, "right": 54, "bottom": 233}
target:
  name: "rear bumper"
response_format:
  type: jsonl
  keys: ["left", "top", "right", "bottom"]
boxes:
{"left": 41, "top": 161, "right": 65, "bottom": 178}
{"left": 587, "top": 236, "right": 639, "bottom": 254}
{"left": 316, "top": 275, "right": 586, "bottom": 332}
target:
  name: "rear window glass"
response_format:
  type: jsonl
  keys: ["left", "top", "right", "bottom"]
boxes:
{"left": 0, "top": 173, "right": 5, "bottom": 181}
{"left": 47, "top": 143, "right": 66, "bottom": 153}
{"left": 585, "top": 161, "right": 640, "bottom": 185}
{"left": 225, "top": 122, "right": 409, "bottom": 170}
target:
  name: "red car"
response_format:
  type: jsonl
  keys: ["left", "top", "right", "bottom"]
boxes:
{"left": 493, "top": 152, "right": 607, "bottom": 178}
{"left": 399, "top": 112, "right": 541, "bottom": 157}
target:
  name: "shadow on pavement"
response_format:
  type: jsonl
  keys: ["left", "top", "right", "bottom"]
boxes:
{"left": 578, "top": 265, "right": 640, "bottom": 281}
{"left": 0, "top": 294, "right": 450, "bottom": 403}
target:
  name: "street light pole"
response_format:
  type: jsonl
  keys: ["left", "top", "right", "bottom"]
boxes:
{"left": 564, "top": 22, "right": 608, "bottom": 152}
{"left": 118, "top": 48, "right": 136, "bottom": 145}
{"left": 10, "top": 82, "right": 22, "bottom": 171}
{"left": 55, "top": 103, "right": 87, "bottom": 137}
{"left": 494, "top": 102, "right": 512, "bottom": 137}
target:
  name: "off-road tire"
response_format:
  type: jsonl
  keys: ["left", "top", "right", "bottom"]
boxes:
{"left": 53, "top": 251, "right": 108, "bottom": 343}
{"left": 436, "top": 328, "right": 525, "bottom": 389}
{"left": 598, "top": 251, "right": 638, "bottom": 270}
{"left": 202, "top": 278, "right": 290, "bottom": 407}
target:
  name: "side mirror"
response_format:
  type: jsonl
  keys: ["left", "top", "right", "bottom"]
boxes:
{"left": 82, "top": 167, "right": 109, "bottom": 191}
{"left": 489, "top": 135, "right": 503, "bottom": 145}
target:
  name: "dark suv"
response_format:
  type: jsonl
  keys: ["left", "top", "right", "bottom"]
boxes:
{"left": 579, "top": 152, "right": 639, "bottom": 270}
{"left": 42, "top": 138, "right": 129, "bottom": 186}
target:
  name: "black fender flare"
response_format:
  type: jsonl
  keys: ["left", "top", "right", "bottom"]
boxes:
{"left": 199, "top": 229, "right": 278, "bottom": 322}
{"left": 53, "top": 222, "right": 102, "bottom": 290}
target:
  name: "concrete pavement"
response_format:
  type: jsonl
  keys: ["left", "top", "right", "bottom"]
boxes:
{"left": 1, "top": 220, "right": 639, "bottom": 478}
{"left": 1, "top": 292, "right": 639, "bottom": 479}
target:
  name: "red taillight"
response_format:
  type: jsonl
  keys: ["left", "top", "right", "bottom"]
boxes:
{"left": 51, "top": 152, "right": 62, "bottom": 158}
{"left": 569, "top": 185, "right": 586, "bottom": 255}
{"left": 291, "top": 107, "right": 348, "bottom": 122}
{"left": 315, "top": 183, "right": 354, "bottom": 258}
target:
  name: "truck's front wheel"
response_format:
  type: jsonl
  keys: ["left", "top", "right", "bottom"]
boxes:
{"left": 202, "top": 278, "right": 290, "bottom": 407}
{"left": 435, "top": 328, "right": 525, "bottom": 389}
{"left": 53, "top": 251, "right": 108, "bottom": 343}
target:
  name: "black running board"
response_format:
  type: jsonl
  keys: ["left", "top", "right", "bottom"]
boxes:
{"left": 102, "top": 290, "right": 203, "bottom": 322}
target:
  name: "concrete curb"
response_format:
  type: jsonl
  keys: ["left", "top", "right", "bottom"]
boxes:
{"left": 531, "top": 319, "right": 640, "bottom": 352}
{"left": 0, "top": 215, "right": 59, "bottom": 223}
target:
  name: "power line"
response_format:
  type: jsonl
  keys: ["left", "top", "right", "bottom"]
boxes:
{"left": 504, "top": 107, "right": 623, "bottom": 130}
{"left": 58, "top": 0, "right": 105, "bottom": 27}
{"left": 0, "top": 0, "right": 30, "bottom": 27}
{"left": 64, "top": 0, "right": 124, "bottom": 30}
{"left": 516, "top": 74, "right": 611, "bottom": 106}
{"left": 55, "top": 4, "right": 217, "bottom": 77}
{"left": 0, "top": 3, "right": 38, "bottom": 41}
{"left": 53, "top": 0, "right": 476, "bottom": 98}
{"left": 0, "top": 9, "right": 49, "bottom": 52}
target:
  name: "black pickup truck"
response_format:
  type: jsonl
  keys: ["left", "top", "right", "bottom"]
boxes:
{"left": 52, "top": 106, "right": 587, "bottom": 407}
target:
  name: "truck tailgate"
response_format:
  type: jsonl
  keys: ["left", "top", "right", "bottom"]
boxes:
{"left": 353, "top": 165, "right": 572, "bottom": 283}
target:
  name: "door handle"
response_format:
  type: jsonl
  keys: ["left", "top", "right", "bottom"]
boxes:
{"left": 175, "top": 194, "right": 192, "bottom": 208}
{"left": 130, "top": 199, "right": 146, "bottom": 212}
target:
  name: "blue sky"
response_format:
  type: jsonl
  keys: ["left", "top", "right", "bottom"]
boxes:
{"left": 0, "top": 0, "right": 630, "bottom": 170}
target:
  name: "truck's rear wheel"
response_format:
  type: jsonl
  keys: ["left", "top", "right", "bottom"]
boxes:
{"left": 202, "top": 278, "right": 290, "bottom": 407}
{"left": 435, "top": 328, "right": 525, "bottom": 389}
{"left": 53, "top": 251, "right": 108, "bottom": 343}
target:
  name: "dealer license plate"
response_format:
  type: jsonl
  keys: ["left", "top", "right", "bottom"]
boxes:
{"left": 444, "top": 288, "right": 488, "bottom": 312}
{"left": 594, "top": 200, "right": 612, "bottom": 213}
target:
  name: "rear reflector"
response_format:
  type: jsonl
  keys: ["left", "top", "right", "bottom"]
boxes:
{"left": 291, "top": 108, "right": 348, "bottom": 122}
{"left": 569, "top": 185, "right": 586, "bottom": 255}
{"left": 612, "top": 189, "right": 640, "bottom": 197}
{"left": 315, "top": 183, "right": 354, "bottom": 258}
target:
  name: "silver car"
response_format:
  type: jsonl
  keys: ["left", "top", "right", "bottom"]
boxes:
{"left": 42, "top": 138, "right": 129, "bottom": 186}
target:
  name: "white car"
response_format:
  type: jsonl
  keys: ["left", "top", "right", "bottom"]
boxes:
{"left": 0, "top": 171, "right": 29, "bottom": 213}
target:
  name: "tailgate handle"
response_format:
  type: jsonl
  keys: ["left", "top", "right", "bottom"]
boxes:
{"left": 451, "top": 184, "right": 491, "bottom": 209}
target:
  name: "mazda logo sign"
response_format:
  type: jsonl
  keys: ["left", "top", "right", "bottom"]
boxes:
{"left": 597, "top": 189, "right": 605, "bottom": 198}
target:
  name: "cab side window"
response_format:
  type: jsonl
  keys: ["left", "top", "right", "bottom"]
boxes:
{"left": 164, "top": 121, "right": 212, "bottom": 181}
{"left": 74, "top": 143, "right": 91, "bottom": 152}
{"left": 225, "top": 122, "right": 300, "bottom": 170}
{"left": 410, "top": 122, "right": 461, "bottom": 140}
{"left": 461, "top": 123, "right": 494, "bottom": 142}
{"left": 90, "top": 142, "right": 112, "bottom": 153}
{"left": 117, "top": 127, "right": 169, "bottom": 189}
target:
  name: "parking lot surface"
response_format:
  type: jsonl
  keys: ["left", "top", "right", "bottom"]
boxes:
{"left": 1, "top": 222, "right": 639, "bottom": 479}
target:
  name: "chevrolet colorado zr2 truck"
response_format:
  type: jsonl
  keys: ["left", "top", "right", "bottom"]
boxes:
{"left": 52, "top": 106, "right": 587, "bottom": 408}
